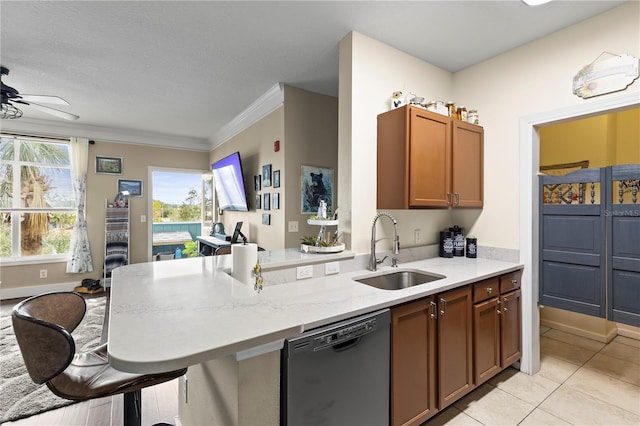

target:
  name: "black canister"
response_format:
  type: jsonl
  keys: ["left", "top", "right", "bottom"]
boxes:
{"left": 466, "top": 236, "right": 477, "bottom": 258}
{"left": 452, "top": 225, "right": 465, "bottom": 257}
{"left": 439, "top": 231, "right": 454, "bottom": 258}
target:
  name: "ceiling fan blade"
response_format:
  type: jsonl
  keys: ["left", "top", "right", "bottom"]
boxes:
{"left": 19, "top": 94, "right": 70, "bottom": 106}
{"left": 25, "top": 101, "right": 79, "bottom": 121}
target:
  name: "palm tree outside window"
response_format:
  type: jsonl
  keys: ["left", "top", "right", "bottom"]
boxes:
{"left": 0, "top": 134, "right": 77, "bottom": 262}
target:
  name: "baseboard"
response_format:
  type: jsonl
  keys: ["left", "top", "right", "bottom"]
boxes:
{"left": 616, "top": 323, "right": 640, "bottom": 341}
{"left": 540, "top": 318, "right": 618, "bottom": 343}
{"left": 0, "top": 281, "right": 81, "bottom": 300}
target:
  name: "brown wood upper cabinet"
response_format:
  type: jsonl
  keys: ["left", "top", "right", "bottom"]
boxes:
{"left": 377, "top": 105, "right": 484, "bottom": 209}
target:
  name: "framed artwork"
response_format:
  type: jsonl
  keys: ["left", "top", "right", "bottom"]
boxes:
{"left": 95, "top": 156, "right": 122, "bottom": 175}
{"left": 254, "top": 174, "right": 261, "bottom": 191}
{"left": 262, "top": 164, "right": 272, "bottom": 187}
{"left": 255, "top": 193, "right": 261, "bottom": 209}
{"left": 262, "top": 213, "right": 271, "bottom": 225}
{"left": 263, "top": 193, "right": 270, "bottom": 210}
{"left": 273, "top": 192, "right": 280, "bottom": 210}
{"left": 301, "top": 165, "right": 334, "bottom": 214}
{"left": 273, "top": 170, "right": 280, "bottom": 188}
{"left": 117, "top": 179, "right": 143, "bottom": 197}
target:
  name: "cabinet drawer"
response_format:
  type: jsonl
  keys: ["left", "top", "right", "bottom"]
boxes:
{"left": 500, "top": 271, "right": 522, "bottom": 294}
{"left": 473, "top": 277, "right": 499, "bottom": 303}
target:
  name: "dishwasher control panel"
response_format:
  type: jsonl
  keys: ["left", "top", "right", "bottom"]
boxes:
{"left": 313, "top": 318, "right": 377, "bottom": 350}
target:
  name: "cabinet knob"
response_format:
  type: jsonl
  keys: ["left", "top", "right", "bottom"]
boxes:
{"left": 512, "top": 279, "right": 518, "bottom": 285}
{"left": 487, "top": 287, "right": 493, "bottom": 294}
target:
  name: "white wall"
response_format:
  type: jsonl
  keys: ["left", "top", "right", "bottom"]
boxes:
{"left": 453, "top": 1, "right": 640, "bottom": 249}
{"left": 339, "top": 31, "right": 457, "bottom": 254}
{"left": 340, "top": 2, "right": 639, "bottom": 254}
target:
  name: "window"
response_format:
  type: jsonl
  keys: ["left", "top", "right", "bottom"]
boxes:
{"left": 0, "top": 134, "right": 75, "bottom": 262}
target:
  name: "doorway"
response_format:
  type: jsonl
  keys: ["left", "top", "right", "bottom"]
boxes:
{"left": 518, "top": 91, "right": 639, "bottom": 375}
{"left": 147, "top": 167, "right": 213, "bottom": 261}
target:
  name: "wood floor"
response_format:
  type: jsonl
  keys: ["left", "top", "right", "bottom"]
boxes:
{"left": 1, "top": 291, "right": 180, "bottom": 426}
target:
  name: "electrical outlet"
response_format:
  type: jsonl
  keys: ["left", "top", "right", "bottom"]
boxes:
{"left": 325, "top": 262, "right": 340, "bottom": 275}
{"left": 296, "top": 265, "right": 313, "bottom": 280}
{"left": 288, "top": 221, "right": 299, "bottom": 232}
{"left": 414, "top": 229, "right": 421, "bottom": 244}
{"left": 140, "top": 215, "right": 146, "bottom": 222}
{"left": 39, "top": 269, "right": 47, "bottom": 279}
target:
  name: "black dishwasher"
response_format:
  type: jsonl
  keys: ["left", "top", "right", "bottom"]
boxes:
{"left": 281, "top": 309, "right": 390, "bottom": 426}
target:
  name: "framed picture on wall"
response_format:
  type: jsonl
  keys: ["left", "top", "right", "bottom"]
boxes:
{"left": 255, "top": 193, "right": 261, "bottom": 210}
{"left": 263, "top": 193, "right": 270, "bottom": 210}
{"left": 273, "top": 170, "right": 280, "bottom": 188}
{"left": 117, "top": 179, "right": 143, "bottom": 197}
{"left": 262, "top": 164, "right": 272, "bottom": 187}
{"left": 262, "top": 213, "right": 271, "bottom": 225}
{"left": 273, "top": 193, "right": 280, "bottom": 210}
{"left": 254, "top": 174, "right": 261, "bottom": 191}
{"left": 96, "top": 156, "right": 122, "bottom": 175}
{"left": 301, "top": 165, "right": 333, "bottom": 214}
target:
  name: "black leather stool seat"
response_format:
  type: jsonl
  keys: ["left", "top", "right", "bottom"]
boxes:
{"left": 12, "top": 292, "right": 186, "bottom": 426}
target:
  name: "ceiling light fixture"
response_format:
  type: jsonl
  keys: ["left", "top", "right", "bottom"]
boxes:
{"left": 1, "top": 102, "right": 23, "bottom": 119}
{"left": 522, "top": 0, "right": 553, "bottom": 5}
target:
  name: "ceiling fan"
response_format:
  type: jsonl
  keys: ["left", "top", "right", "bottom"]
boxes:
{"left": 1, "top": 66, "right": 79, "bottom": 121}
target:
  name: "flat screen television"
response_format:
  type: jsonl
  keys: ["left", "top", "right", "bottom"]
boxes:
{"left": 211, "top": 152, "right": 249, "bottom": 211}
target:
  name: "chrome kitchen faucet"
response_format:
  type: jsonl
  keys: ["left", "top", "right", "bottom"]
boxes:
{"left": 368, "top": 212, "right": 400, "bottom": 271}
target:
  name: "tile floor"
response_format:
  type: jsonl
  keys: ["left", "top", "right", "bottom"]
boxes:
{"left": 427, "top": 327, "right": 640, "bottom": 425}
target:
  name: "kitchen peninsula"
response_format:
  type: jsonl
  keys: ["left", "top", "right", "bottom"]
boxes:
{"left": 108, "top": 249, "right": 522, "bottom": 425}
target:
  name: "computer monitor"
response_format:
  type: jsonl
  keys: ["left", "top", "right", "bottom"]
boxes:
{"left": 230, "top": 221, "right": 247, "bottom": 244}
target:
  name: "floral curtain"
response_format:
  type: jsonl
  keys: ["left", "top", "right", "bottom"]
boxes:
{"left": 66, "top": 137, "right": 93, "bottom": 273}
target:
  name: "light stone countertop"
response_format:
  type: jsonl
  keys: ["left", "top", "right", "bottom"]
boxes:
{"left": 107, "top": 251, "right": 522, "bottom": 374}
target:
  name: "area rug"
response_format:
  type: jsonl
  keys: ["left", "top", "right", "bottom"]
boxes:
{"left": 0, "top": 297, "right": 106, "bottom": 423}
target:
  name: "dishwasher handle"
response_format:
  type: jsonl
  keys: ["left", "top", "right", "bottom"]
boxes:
{"left": 328, "top": 337, "right": 362, "bottom": 352}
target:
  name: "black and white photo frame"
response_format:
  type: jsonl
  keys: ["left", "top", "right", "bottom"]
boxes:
{"left": 262, "top": 164, "right": 272, "bottom": 187}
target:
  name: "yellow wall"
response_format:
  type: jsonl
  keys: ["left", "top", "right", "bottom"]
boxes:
{"left": 540, "top": 107, "right": 640, "bottom": 168}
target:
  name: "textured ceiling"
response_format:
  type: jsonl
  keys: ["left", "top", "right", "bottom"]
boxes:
{"left": 0, "top": 1, "right": 627, "bottom": 149}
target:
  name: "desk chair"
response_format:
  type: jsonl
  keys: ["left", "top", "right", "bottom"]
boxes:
{"left": 12, "top": 292, "right": 187, "bottom": 426}
{"left": 214, "top": 245, "right": 266, "bottom": 255}
{"left": 214, "top": 245, "right": 232, "bottom": 255}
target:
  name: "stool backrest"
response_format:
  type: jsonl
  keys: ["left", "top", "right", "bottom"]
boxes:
{"left": 12, "top": 292, "right": 86, "bottom": 384}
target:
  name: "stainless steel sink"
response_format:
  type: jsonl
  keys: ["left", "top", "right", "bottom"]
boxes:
{"left": 354, "top": 269, "right": 445, "bottom": 290}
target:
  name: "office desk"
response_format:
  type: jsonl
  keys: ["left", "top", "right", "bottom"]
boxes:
{"left": 195, "top": 235, "right": 230, "bottom": 256}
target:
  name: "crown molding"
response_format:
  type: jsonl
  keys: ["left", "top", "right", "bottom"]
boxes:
{"left": 1, "top": 118, "right": 211, "bottom": 151}
{"left": 208, "top": 83, "right": 284, "bottom": 150}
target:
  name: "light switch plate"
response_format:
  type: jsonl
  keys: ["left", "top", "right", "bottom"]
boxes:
{"left": 288, "top": 221, "right": 299, "bottom": 232}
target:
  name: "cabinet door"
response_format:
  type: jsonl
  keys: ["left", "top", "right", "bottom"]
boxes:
{"left": 500, "top": 288, "right": 522, "bottom": 367}
{"left": 452, "top": 120, "right": 483, "bottom": 207}
{"left": 473, "top": 297, "right": 501, "bottom": 385}
{"left": 438, "top": 286, "right": 474, "bottom": 409}
{"left": 409, "top": 108, "right": 451, "bottom": 207}
{"left": 391, "top": 297, "right": 438, "bottom": 426}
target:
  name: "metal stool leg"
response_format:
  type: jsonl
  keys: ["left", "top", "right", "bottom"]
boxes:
{"left": 123, "top": 389, "right": 141, "bottom": 426}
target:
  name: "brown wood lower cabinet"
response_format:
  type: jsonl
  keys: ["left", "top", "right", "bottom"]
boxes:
{"left": 391, "top": 297, "right": 437, "bottom": 426}
{"left": 391, "top": 271, "right": 522, "bottom": 426}
{"left": 473, "top": 273, "right": 522, "bottom": 385}
{"left": 437, "top": 286, "right": 474, "bottom": 409}
{"left": 390, "top": 286, "right": 473, "bottom": 426}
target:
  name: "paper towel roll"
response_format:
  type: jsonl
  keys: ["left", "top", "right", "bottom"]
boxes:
{"left": 231, "top": 243, "right": 258, "bottom": 286}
